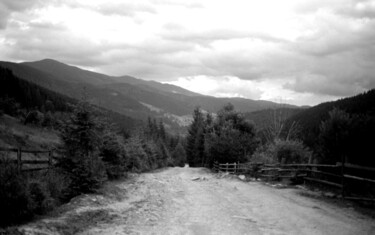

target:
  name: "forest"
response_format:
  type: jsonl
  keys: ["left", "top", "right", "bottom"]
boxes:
{"left": 185, "top": 90, "right": 375, "bottom": 168}
{"left": 0, "top": 68, "right": 185, "bottom": 226}
{"left": 1, "top": 67, "right": 374, "bottom": 227}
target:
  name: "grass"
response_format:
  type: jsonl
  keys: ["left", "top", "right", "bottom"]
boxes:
{"left": 0, "top": 114, "right": 61, "bottom": 150}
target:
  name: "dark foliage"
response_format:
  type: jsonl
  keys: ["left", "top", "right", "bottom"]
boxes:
{"left": 57, "top": 102, "right": 107, "bottom": 197}
{"left": 0, "top": 160, "right": 31, "bottom": 226}
{"left": 172, "top": 142, "right": 187, "bottom": 167}
{"left": 286, "top": 89, "right": 375, "bottom": 166}
{"left": 186, "top": 104, "right": 259, "bottom": 166}
{"left": 186, "top": 107, "right": 206, "bottom": 167}
{"left": 0, "top": 67, "right": 74, "bottom": 113}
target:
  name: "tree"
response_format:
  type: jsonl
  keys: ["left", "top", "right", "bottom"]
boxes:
{"left": 319, "top": 108, "right": 351, "bottom": 164}
{"left": 186, "top": 107, "right": 206, "bottom": 167}
{"left": 206, "top": 104, "right": 259, "bottom": 164}
{"left": 100, "top": 133, "right": 127, "bottom": 179}
{"left": 58, "top": 102, "right": 106, "bottom": 196}
{"left": 172, "top": 142, "right": 187, "bottom": 167}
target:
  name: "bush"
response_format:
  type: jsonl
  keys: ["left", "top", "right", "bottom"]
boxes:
{"left": 100, "top": 134, "right": 127, "bottom": 179}
{"left": 27, "top": 181, "right": 50, "bottom": 215}
{"left": 0, "top": 159, "right": 31, "bottom": 226}
{"left": 0, "top": 97, "right": 20, "bottom": 116}
{"left": 43, "top": 170, "right": 70, "bottom": 203}
{"left": 252, "top": 139, "right": 311, "bottom": 164}
{"left": 0, "top": 153, "right": 72, "bottom": 227}
{"left": 24, "top": 110, "right": 44, "bottom": 126}
{"left": 251, "top": 145, "right": 277, "bottom": 164}
{"left": 172, "top": 142, "right": 186, "bottom": 167}
{"left": 273, "top": 139, "right": 311, "bottom": 164}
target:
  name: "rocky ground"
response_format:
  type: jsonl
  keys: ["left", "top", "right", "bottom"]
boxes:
{"left": 18, "top": 167, "right": 375, "bottom": 235}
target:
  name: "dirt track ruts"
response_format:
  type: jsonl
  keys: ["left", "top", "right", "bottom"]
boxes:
{"left": 20, "top": 167, "right": 375, "bottom": 235}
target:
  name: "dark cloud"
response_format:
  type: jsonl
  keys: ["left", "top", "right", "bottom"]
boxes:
{"left": 1, "top": 0, "right": 375, "bottom": 105}
{"left": 0, "top": 0, "right": 40, "bottom": 29}
{"left": 94, "top": 3, "right": 157, "bottom": 17}
{"left": 2, "top": 22, "right": 107, "bottom": 67}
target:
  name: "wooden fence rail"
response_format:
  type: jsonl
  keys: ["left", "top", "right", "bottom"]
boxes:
{"left": 212, "top": 161, "right": 375, "bottom": 202}
{"left": 0, "top": 147, "right": 54, "bottom": 173}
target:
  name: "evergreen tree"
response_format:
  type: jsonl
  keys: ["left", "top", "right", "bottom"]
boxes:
{"left": 186, "top": 107, "right": 206, "bottom": 167}
{"left": 319, "top": 108, "right": 351, "bottom": 164}
{"left": 172, "top": 142, "right": 187, "bottom": 167}
{"left": 203, "top": 104, "right": 259, "bottom": 165}
{"left": 58, "top": 102, "right": 106, "bottom": 196}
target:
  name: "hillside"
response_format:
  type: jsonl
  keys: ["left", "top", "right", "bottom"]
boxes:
{"left": 244, "top": 108, "right": 303, "bottom": 129}
{"left": 1, "top": 59, "right": 297, "bottom": 132}
{"left": 286, "top": 89, "right": 375, "bottom": 165}
{"left": 0, "top": 67, "right": 140, "bottom": 143}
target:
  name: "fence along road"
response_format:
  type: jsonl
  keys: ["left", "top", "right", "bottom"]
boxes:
{"left": 213, "top": 161, "right": 375, "bottom": 202}
{"left": 0, "top": 147, "right": 55, "bottom": 172}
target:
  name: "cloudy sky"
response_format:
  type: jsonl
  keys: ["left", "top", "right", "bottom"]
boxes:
{"left": 1, "top": 0, "right": 375, "bottom": 106}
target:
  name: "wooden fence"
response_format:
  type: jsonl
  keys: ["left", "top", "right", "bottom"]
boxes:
{"left": 0, "top": 147, "right": 55, "bottom": 173}
{"left": 213, "top": 161, "right": 375, "bottom": 202}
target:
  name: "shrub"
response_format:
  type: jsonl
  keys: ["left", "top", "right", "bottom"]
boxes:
{"left": 273, "top": 139, "right": 311, "bottom": 164}
{"left": 252, "top": 139, "right": 311, "bottom": 164}
{"left": 43, "top": 170, "right": 70, "bottom": 203}
{"left": 172, "top": 142, "right": 186, "bottom": 167}
{"left": 100, "top": 134, "right": 127, "bottom": 179}
{"left": 24, "top": 110, "right": 44, "bottom": 126}
{"left": 251, "top": 145, "right": 277, "bottom": 164}
{"left": 0, "top": 158, "right": 31, "bottom": 226}
{"left": 27, "top": 181, "right": 49, "bottom": 215}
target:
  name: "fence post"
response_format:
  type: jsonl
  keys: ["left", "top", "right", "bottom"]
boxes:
{"left": 341, "top": 155, "right": 345, "bottom": 198}
{"left": 48, "top": 150, "right": 53, "bottom": 169}
{"left": 17, "top": 147, "right": 22, "bottom": 174}
{"left": 226, "top": 163, "right": 228, "bottom": 172}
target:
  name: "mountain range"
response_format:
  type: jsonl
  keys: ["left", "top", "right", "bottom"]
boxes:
{"left": 0, "top": 59, "right": 296, "bottom": 132}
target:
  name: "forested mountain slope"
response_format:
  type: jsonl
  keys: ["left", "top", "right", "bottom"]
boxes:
{"left": 286, "top": 89, "right": 375, "bottom": 165}
{"left": 1, "top": 59, "right": 296, "bottom": 132}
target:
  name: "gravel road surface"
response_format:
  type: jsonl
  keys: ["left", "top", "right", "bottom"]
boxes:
{"left": 20, "top": 167, "right": 375, "bottom": 235}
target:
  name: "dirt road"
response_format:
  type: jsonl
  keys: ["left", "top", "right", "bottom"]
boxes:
{"left": 20, "top": 167, "right": 374, "bottom": 235}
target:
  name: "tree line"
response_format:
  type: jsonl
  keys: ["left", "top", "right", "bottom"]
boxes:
{"left": 185, "top": 89, "right": 375, "bottom": 168}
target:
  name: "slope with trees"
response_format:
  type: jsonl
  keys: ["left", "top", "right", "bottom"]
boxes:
{"left": 286, "top": 89, "right": 375, "bottom": 166}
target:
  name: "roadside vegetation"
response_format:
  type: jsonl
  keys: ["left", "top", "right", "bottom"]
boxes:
{"left": 0, "top": 68, "right": 185, "bottom": 227}
{"left": 1, "top": 66, "right": 374, "bottom": 228}
{"left": 185, "top": 90, "right": 374, "bottom": 168}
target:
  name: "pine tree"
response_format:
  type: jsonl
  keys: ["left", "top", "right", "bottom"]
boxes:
{"left": 58, "top": 102, "right": 106, "bottom": 196}
{"left": 186, "top": 107, "right": 206, "bottom": 167}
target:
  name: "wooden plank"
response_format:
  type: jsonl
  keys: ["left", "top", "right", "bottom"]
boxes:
{"left": 260, "top": 168, "right": 282, "bottom": 171}
{"left": 22, "top": 167, "right": 49, "bottom": 172}
{"left": 282, "top": 164, "right": 339, "bottom": 168}
{"left": 22, "top": 160, "right": 49, "bottom": 164}
{"left": 4, "top": 159, "right": 19, "bottom": 164}
{"left": 0, "top": 147, "right": 51, "bottom": 154}
{"left": 304, "top": 177, "right": 342, "bottom": 188}
{"left": 344, "top": 174, "right": 375, "bottom": 184}
{"left": 343, "top": 163, "right": 375, "bottom": 172}
{"left": 0, "top": 147, "right": 18, "bottom": 152}
{"left": 344, "top": 197, "right": 375, "bottom": 202}
{"left": 307, "top": 170, "right": 341, "bottom": 178}
{"left": 278, "top": 169, "right": 299, "bottom": 172}
{"left": 260, "top": 174, "right": 278, "bottom": 177}
{"left": 21, "top": 149, "right": 50, "bottom": 154}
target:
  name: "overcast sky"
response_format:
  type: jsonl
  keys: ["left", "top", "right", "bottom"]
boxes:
{"left": 1, "top": 0, "right": 375, "bottom": 106}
